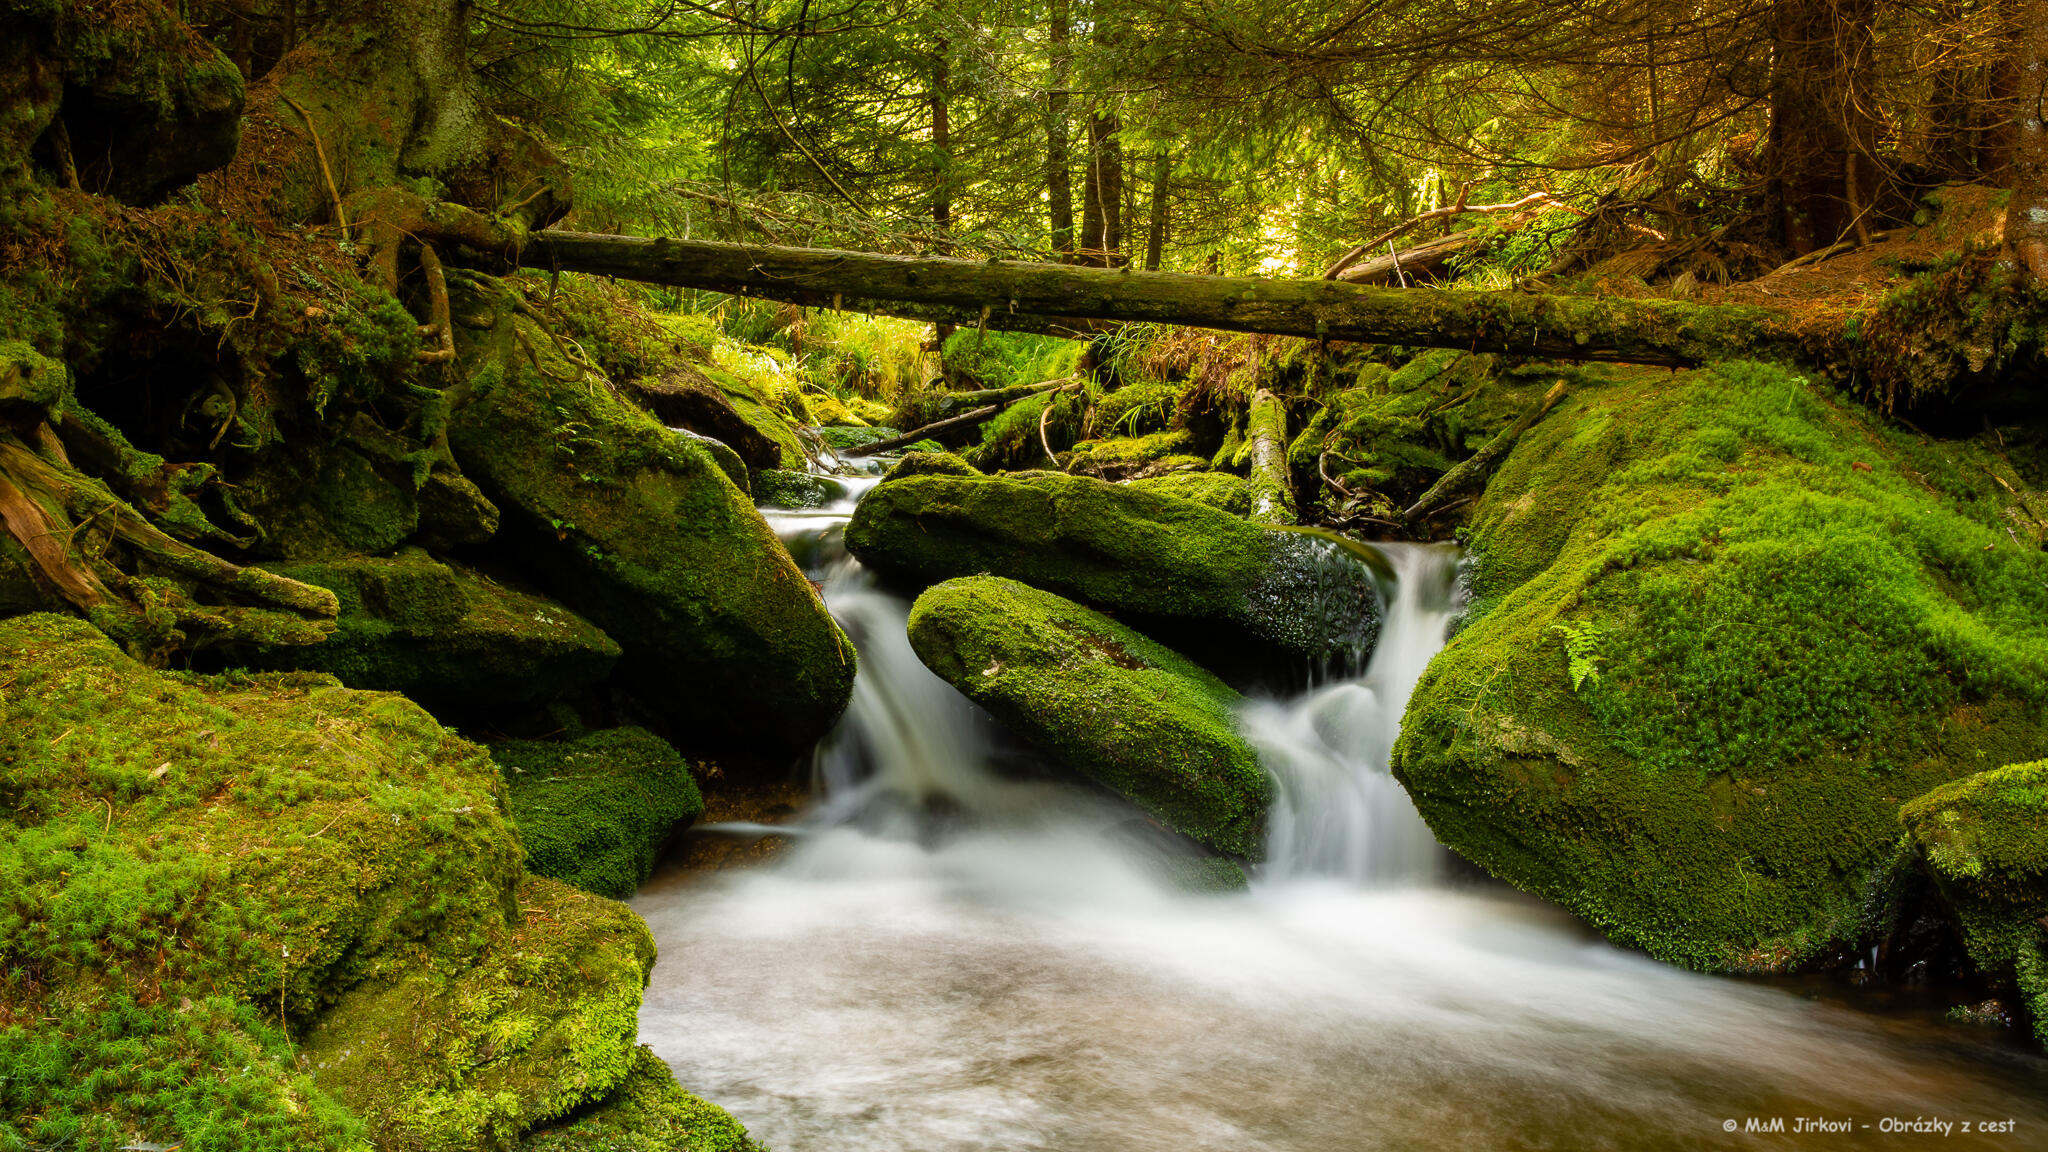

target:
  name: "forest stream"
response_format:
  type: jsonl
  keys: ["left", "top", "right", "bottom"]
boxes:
{"left": 633, "top": 485, "right": 2048, "bottom": 1152}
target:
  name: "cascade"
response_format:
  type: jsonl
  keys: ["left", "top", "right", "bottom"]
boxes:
{"left": 631, "top": 478, "right": 2047, "bottom": 1152}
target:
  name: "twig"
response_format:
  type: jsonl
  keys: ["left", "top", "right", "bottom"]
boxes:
{"left": 1039, "top": 393, "right": 1060, "bottom": 464}
{"left": 279, "top": 93, "right": 348, "bottom": 239}
{"left": 1388, "top": 241, "right": 1408, "bottom": 289}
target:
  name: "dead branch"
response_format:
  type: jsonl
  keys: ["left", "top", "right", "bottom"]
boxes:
{"left": 1324, "top": 192, "right": 1582, "bottom": 279}
{"left": 280, "top": 93, "right": 349, "bottom": 239}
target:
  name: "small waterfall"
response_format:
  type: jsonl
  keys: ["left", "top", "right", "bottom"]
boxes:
{"left": 1246, "top": 541, "right": 1465, "bottom": 884}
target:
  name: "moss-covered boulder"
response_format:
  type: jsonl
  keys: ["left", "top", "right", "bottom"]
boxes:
{"left": 520, "top": 1046, "right": 761, "bottom": 1152}
{"left": 1392, "top": 362, "right": 2048, "bottom": 972}
{"left": 752, "top": 467, "right": 846, "bottom": 509}
{"left": 1127, "top": 471, "right": 1251, "bottom": 516}
{"left": 846, "top": 468, "right": 1379, "bottom": 665}
{"left": 252, "top": 550, "right": 621, "bottom": 709}
{"left": 907, "top": 576, "right": 1270, "bottom": 856}
{"left": 0, "top": 613, "right": 519, "bottom": 1147}
{"left": 1901, "top": 761, "right": 2048, "bottom": 1046}
{"left": 493, "top": 728, "right": 705, "bottom": 899}
{"left": 0, "top": 613, "right": 750, "bottom": 1150}
{"left": 445, "top": 278, "right": 855, "bottom": 761}
{"left": 300, "top": 875, "right": 655, "bottom": 1150}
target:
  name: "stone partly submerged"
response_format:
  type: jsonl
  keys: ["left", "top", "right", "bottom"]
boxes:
{"left": 1392, "top": 361, "right": 2048, "bottom": 972}
{"left": 493, "top": 727, "right": 707, "bottom": 900}
{"left": 445, "top": 273, "right": 856, "bottom": 761}
{"left": 847, "top": 467, "right": 1381, "bottom": 668}
{"left": 907, "top": 575, "right": 1271, "bottom": 857}
{"left": 0, "top": 613, "right": 757, "bottom": 1152}
{"left": 1901, "top": 760, "right": 2048, "bottom": 1046}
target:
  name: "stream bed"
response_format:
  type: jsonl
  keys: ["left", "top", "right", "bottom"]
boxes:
{"left": 632, "top": 484, "right": 2046, "bottom": 1151}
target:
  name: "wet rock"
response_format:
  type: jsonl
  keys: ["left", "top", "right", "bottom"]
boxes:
{"left": 493, "top": 727, "right": 705, "bottom": 900}
{"left": 846, "top": 468, "right": 1380, "bottom": 666}
{"left": 251, "top": 549, "right": 621, "bottom": 709}
{"left": 752, "top": 468, "right": 845, "bottom": 509}
{"left": 1901, "top": 760, "right": 2048, "bottom": 1047}
{"left": 907, "top": 575, "right": 1270, "bottom": 857}
{"left": 1393, "top": 361, "right": 2048, "bottom": 973}
{"left": 446, "top": 282, "right": 855, "bottom": 761}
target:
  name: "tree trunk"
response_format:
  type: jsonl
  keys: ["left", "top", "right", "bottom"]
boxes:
{"left": 1047, "top": 0, "right": 1074, "bottom": 259}
{"left": 521, "top": 232, "right": 1795, "bottom": 367}
{"left": 931, "top": 42, "right": 956, "bottom": 358}
{"left": 1081, "top": 111, "right": 1125, "bottom": 266}
{"left": 1766, "top": 0, "right": 1879, "bottom": 254}
{"left": 1144, "top": 151, "right": 1170, "bottom": 271}
{"left": 2004, "top": 0, "right": 2048, "bottom": 280}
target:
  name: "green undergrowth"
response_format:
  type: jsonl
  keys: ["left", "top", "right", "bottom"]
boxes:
{"left": 492, "top": 728, "right": 705, "bottom": 899}
{"left": 908, "top": 575, "right": 1269, "bottom": 856}
{"left": 1394, "top": 360, "right": 2048, "bottom": 971}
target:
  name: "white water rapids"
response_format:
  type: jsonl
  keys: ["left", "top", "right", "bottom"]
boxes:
{"left": 632, "top": 485, "right": 2045, "bottom": 1151}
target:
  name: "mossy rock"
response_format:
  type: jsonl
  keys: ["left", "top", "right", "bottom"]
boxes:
{"left": 752, "top": 468, "right": 846, "bottom": 510}
{"left": 301, "top": 876, "right": 654, "bottom": 1151}
{"left": 881, "top": 449, "right": 979, "bottom": 481}
{"left": 1900, "top": 760, "right": 2048, "bottom": 1047}
{"left": 1391, "top": 362, "right": 2048, "bottom": 973}
{"left": 519, "top": 1046, "right": 762, "bottom": 1152}
{"left": 907, "top": 576, "right": 1270, "bottom": 856}
{"left": 252, "top": 550, "right": 622, "bottom": 710}
{"left": 845, "top": 468, "right": 1380, "bottom": 666}
{"left": 1127, "top": 472, "right": 1251, "bottom": 516}
{"left": 699, "top": 366, "right": 807, "bottom": 469}
{"left": 238, "top": 439, "right": 423, "bottom": 559}
{"left": 0, "top": 612, "right": 523, "bottom": 1148}
{"left": 445, "top": 283, "right": 855, "bottom": 761}
{"left": 818, "top": 425, "right": 901, "bottom": 451}
{"left": 493, "top": 728, "right": 705, "bottom": 899}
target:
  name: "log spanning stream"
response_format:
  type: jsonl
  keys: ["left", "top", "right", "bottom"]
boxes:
{"left": 631, "top": 482, "right": 2046, "bottom": 1151}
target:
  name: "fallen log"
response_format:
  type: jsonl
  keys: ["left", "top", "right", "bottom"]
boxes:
{"left": 1401, "top": 381, "right": 1568, "bottom": 522}
{"left": 1245, "top": 389, "right": 1295, "bottom": 525}
{"left": 845, "top": 380, "right": 1082, "bottom": 457}
{"left": 521, "top": 232, "right": 1796, "bottom": 368}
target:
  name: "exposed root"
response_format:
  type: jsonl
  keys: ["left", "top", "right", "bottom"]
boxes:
{"left": 416, "top": 243, "right": 457, "bottom": 364}
{"left": 280, "top": 94, "right": 349, "bottom": 239}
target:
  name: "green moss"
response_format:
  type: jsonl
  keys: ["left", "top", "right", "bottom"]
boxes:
{"left": 908, "top": 576, "right": 1270, "bottom": 856}
{"left": 1901, "top": 760, "right": 2048, "bottom": 1046}
{"left": 751, "top": 468, "right": 846, "bottom": 510}
{"left": 0, "top": 612, "right": 524, "bottom": 1147}
{"left": 493, "top": 728, "right": 704, "bottom": 899}
{"left": 301, "top": 876, "right": 653, "bottom": 1151}
{"left": 844, "top": 468, "right": 1378, "bottom": 665}
{"left": 519, "top": 1047, "right": 762, "bottom": 1152}
{"left": 1065, "top": 430, "right": 1196, "bottom": 474}
{"left": 880, "top": 449, "right": 979, "bottom": 481}
{"left": 1127, "top": 472, "right": 1252, "bottom": 516}
{"left": 253, "top": 551, "right": 622, "bottom": 708}
{"left": 1093, "top": 380, "right": 1184, "bottom": 437}
{"left": 444, "top": 277, "right": 855, "bottom": 761}
{"left": 698, "top": 366, "right": 807, "bottom": 469}
{"left": 1392, "top": 362, "right": 2048, "bottom": 972}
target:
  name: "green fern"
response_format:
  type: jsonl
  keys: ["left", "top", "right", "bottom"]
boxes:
{"left": 1549, "top": 620, "right": 1606, "bottom": 691}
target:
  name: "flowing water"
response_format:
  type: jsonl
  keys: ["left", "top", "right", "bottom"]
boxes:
{"left": 634, "top": 487, "right": 2046, "bottom": 1151}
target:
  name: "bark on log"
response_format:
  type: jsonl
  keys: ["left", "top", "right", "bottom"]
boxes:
{"left": 1245, "top": 389, "right": 1294, "bottom": 525}
{"left": 520, "top": 232, "right": 1794, "bottom": 368}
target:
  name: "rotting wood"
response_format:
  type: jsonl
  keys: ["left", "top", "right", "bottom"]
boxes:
{"left": 1401, "top": 381, "right": 1568, "bottom": 522}
{"left": 522, "top": 232, "right": 1793, "bottom": 367}
{"left": 1245, "top": 388, "right": 1294, "bottom": 525}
